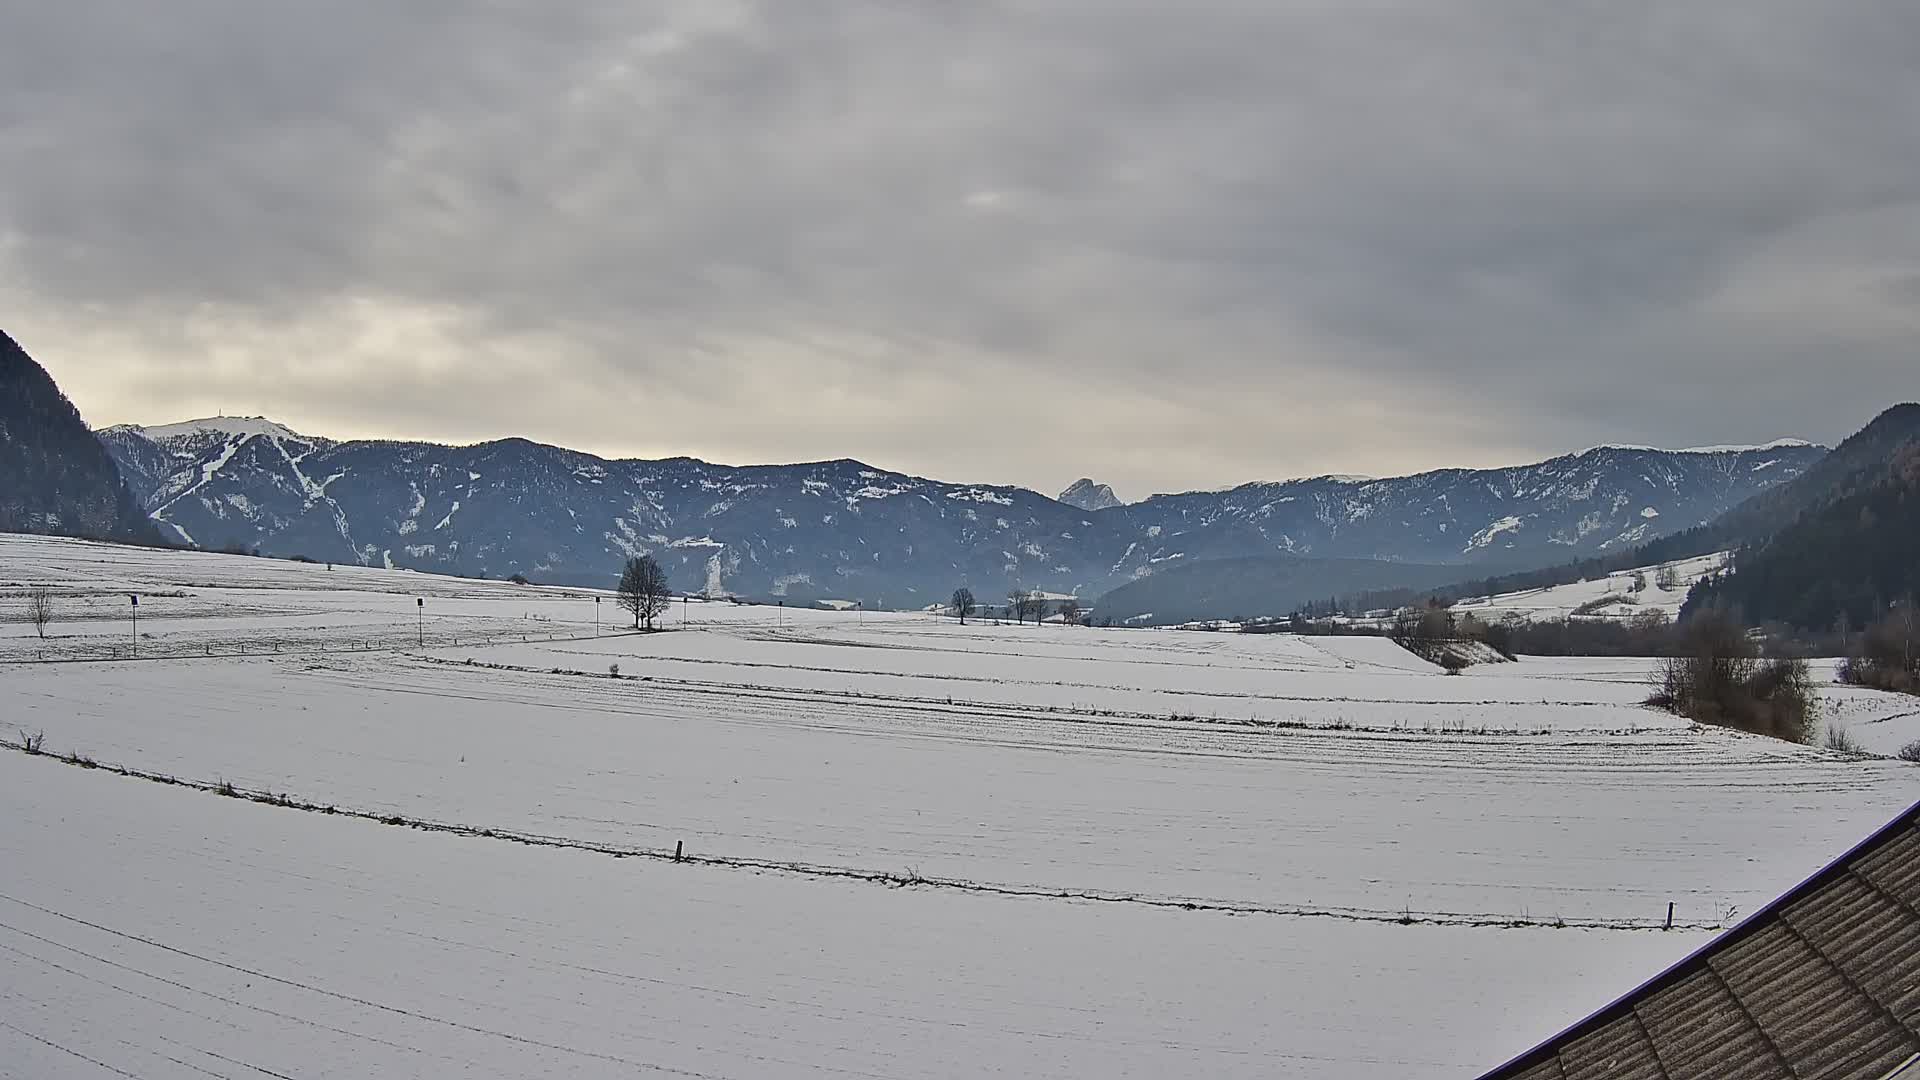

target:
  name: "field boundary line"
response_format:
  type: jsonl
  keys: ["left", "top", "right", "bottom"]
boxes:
{"left": 0, "top": 737, "right": 1726, "bottom": 933}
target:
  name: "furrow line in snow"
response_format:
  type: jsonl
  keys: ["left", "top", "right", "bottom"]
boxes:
{"left": 0, "top": 896, "right": 755, "bottom": 1080}
{"left": 0, "top": 740, "right": 1729, "bottom": 934}
{"left": 415, "top": 654, "right": 1655, "bottom": 735}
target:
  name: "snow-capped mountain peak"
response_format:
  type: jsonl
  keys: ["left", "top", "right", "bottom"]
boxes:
{"left": 1058, "top": 478, "right": 1123, "bottom": 511}
{"left": 122, "top": 416, "right": 306, "bottom": 444}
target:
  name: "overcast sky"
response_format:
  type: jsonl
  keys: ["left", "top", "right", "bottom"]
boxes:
{"left": 3, "top": 2, "right": 1916, "bottom": 499}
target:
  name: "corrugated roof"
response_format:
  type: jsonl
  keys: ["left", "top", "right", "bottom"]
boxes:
{"left": 1481, "top": 800, "right": 1920, "bottom": 1080}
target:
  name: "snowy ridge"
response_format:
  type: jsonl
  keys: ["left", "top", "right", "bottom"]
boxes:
{"left": 120, "top": 415, "right": 306, "bottom": 443}
{"left": 1677, "top": 438, "right": 1818, "bottom": 454}
{"left": 1577, "top": 438, "right": 1815, "bottom": 456}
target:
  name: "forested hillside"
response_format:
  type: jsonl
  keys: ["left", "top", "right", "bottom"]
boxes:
{"left": 1345, "top": 405, "right": 1920, "bottom": 622}
{"left": 1687, "top": 436, "right": 1920, "bottom": 630}
{"left": 0, "top": 332, "right": 162, "bottom": 544}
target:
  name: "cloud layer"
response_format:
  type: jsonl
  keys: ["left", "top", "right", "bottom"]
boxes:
{"left": 5, "top": 1, "right": 1917, "bottom": 497}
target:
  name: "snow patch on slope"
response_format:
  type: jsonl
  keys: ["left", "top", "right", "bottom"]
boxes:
{"left": 1465, "top": 515, "right": 1525, "bottom": 551}
{"left": 947, "top": 489, "right": 1014, "bottom": 506}
{"left": 1451, "top": 551, "right": 1732, "bottom": 623}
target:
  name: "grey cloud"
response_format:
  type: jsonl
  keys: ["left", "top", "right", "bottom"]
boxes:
{"left": 3, "top": 1, "right": 1917, "bottom": 497}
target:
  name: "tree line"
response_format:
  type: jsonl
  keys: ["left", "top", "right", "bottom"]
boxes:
{"left": 948, "top": 586, "right": 1083, "bottom": 626}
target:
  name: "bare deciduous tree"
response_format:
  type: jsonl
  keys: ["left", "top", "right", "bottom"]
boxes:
{"left": 1009, "top": 589, "right": 1045, "bottom": 624}
{"left": 1897, "top": 595, "right": 1916, "bottom": 677}
{"left": 617, "top": 555, "right": 673, "bottom": 631}
{"left": 1058, "top": 598, "right": 1082, "bottom": 626}
{"left": 1655, "top": 565, "right": 1681, "bottom": 591}
{"left": 1845, "top": 595, "right": 1920, "bottom": 693}
{"left": 1007, "top": 589, "right": 1028, "bottom": 625}
{"left": 950, "top": 587, "right": 976, "bottom": 624}
{"left": 27, "top": 588, "right": 53, "bottom": 640}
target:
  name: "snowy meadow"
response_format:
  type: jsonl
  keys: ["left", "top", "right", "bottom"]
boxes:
{"left": 4, "top": 533, "right": 1917, "bottom": 1078}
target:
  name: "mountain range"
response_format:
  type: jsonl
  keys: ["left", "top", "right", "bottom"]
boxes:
{"left": 91, "top": 414, "right": 1822, "bottom": 609}
{"left": 0, "top": 333, "right": 1836, "bottom": 613}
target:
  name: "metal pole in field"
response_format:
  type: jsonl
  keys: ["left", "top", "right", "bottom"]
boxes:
{"left": 130, "top": 594, "right": 138, "bottom": 657}
{"left": 595, "top": 595, "right": 600, "bottom": 637}
{"left": 682, "top": 593, "right": 687, "bottom": 628}
{"left": 416, "top": 597, "right": 424, "bottom": 647}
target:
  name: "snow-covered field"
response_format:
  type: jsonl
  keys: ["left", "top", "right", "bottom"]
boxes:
{"left": 0, "top": 533, "right": 618, "bottom": 661}
{"left": 0, "top": 751, "right": 1706, "bottom": 1079}
{"left": 4, "top": 533, "right": 1918, "bottom": 1078}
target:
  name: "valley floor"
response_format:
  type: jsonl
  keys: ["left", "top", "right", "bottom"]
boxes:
{"left": 3, "top": 533, "right": 1917, "bottom": 1077}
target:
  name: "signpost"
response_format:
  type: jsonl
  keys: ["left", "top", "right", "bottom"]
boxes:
{"left": 595, "top": 595, "right": 601, "bottom": 637}
{"left": 130, "top": 594, "right": 138, "bottom": 657}
{"left": 416, "top": 597, "right": 424, "bottom": 647}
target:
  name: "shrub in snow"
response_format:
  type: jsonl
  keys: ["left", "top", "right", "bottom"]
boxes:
{"left": 1822, "top": 724, "right": 1863, "bottom": 754}
{"left": 1651, "top": 610, "right": 1815, "bottom": 744}
{"left": 1838, "top": 604, "right": 1919, "bottom": 695}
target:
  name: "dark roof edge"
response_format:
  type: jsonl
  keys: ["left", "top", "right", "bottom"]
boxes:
{"left": 1478, "top": 797, "right": 1920, "bottom": 1079}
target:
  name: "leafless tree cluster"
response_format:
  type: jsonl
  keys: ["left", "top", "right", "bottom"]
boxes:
{"left": 950, "top": 587, "right": 976, "bottom": 624}
{"left": 1650, "top": 608, "right": 1815, "bottom": 743}
{"left": 1392, "top": 600, "right": 1455, "bottom": 645}
{"left": 1839, "top": 596, "right": 1918, "bottom": 694}
{"left": 1007, "top": 589, "right": 1043, "bottom": 624}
